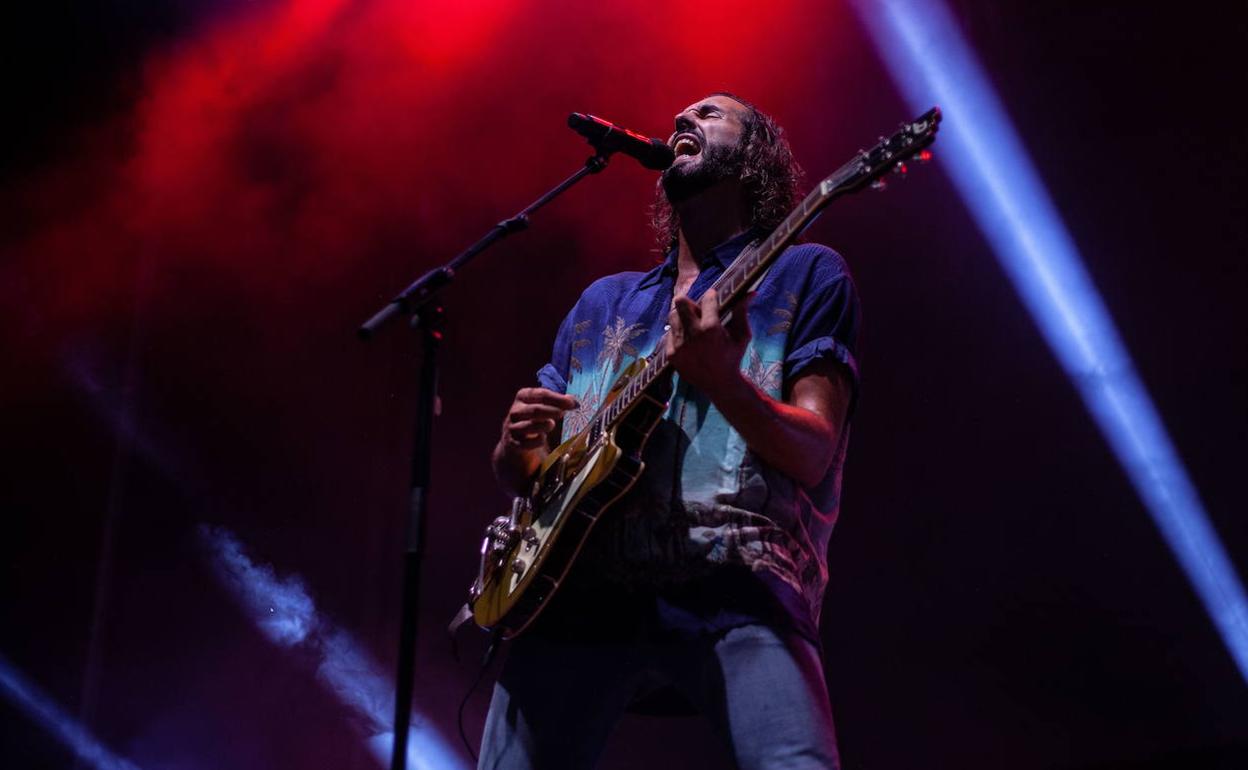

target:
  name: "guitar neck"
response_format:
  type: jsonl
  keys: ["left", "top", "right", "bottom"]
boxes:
{"left": 609, "top": 162, "right": 856, "bottom": 412}
{"left": 591, "top": 107, "right": 941, "bottom": 434}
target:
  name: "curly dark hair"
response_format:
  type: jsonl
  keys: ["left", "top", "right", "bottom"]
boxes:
{"left": 650, "top": 92, "right": 804, "bottom": 253}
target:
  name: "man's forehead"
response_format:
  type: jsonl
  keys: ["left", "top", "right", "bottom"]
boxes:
{"left": 675, "top": 94, "right": 749, "bottom": 118}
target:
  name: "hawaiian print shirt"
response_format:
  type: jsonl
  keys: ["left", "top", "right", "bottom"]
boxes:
{"left": 537, "top": 229, "right": 862, "bottom": 631}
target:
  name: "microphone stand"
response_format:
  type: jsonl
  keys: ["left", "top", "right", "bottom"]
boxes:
{"left": 358, "top": 148, "right": 615, "bottom": 770}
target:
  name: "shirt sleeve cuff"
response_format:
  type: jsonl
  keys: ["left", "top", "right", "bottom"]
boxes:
{"left": 536, "top": 363, "right": 568, "bottom": 393}
{"left": 784, "top": 336, "right": 860, "bottom": 394}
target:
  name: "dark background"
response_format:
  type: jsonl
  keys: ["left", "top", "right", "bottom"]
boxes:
{"left": 2, "top": 1, "right": 1245, "bottom": 768}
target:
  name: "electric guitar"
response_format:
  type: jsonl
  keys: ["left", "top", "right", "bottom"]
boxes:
{"left": 468, "top": 107, "right": 942, "bottom": 638}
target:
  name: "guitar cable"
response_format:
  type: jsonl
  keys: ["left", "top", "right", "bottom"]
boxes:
{"left": 457, "top": 628, "right": 504, "bottom": 763}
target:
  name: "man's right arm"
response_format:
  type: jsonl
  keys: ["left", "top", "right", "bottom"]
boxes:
{"left": 491, "top": 387, "right": 578, "bottom": 497}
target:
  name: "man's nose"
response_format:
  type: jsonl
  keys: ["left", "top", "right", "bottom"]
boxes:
{"left": 674, "top": 114, "right": 695, "bottom": 134}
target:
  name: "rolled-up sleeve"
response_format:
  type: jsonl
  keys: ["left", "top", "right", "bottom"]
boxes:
{"left": 783, "top": 248, "right": 863, "bottom": 406}
{"left": 535, "top": 304, "right": 577, "bottom": 394}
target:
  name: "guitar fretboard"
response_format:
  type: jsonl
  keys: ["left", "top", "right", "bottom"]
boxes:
{"left": 587, "top": 176, "right": 845, "bottom": 441}
{"left": 583, "top": 107, "right": 940, "bottom": 446}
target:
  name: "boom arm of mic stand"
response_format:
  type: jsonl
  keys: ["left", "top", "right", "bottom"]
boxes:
{"left": 357, "top": 151, "right": 612, "bottom": 339}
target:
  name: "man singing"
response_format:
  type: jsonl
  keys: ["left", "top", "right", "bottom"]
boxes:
{"left": 481, "top": 93, "right": 861, "bottom": 769}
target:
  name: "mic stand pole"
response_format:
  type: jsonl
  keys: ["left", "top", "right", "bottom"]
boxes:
{"left": 357, "top": 149, "right": 614, "bottom": 770}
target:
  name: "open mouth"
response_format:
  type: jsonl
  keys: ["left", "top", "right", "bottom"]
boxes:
{"left": 672, "top": 134, "right": 701, "bottom": 160}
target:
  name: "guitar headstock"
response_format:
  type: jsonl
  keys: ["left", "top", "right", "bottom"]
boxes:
{"left": 820, "top": 107, "right": 942, "bottom": 198}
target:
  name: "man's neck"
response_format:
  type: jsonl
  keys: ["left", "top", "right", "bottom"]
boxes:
{"left": 674, "top": 182, "right": 750, "bottom": 279}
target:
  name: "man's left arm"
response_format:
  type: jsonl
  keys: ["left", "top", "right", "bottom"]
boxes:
{"left": 667, "top": 288, "right": 852, "bottom": 488}
{"left": 704, "top": 358, "right": 851, "bottom": 489}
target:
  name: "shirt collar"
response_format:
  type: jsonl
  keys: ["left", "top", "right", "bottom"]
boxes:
{"left": 638, "top": 227, "right": 763, "bottom": 289}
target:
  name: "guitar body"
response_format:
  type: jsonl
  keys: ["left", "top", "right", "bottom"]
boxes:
{"left": 470, "top": 358, "right": 671, "bottom": 637}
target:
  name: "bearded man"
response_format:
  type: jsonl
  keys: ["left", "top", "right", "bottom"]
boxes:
{"left": 480, "top": 93, "right": 861, "bottom": 770}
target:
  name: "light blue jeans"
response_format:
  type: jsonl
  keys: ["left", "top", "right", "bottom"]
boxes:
{"left": 478, "top": 623, "right": 840, "bottom": 769}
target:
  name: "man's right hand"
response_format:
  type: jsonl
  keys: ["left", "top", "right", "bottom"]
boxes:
{"left": 501, "top": 388, "right": 579, "bottom": 450}
{"left": 493, "top": 387, "right": 578, "bottom": 495}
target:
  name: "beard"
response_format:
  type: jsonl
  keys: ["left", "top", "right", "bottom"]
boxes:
{"left": 660, "top": 140, "right": 744, "bottom": 203}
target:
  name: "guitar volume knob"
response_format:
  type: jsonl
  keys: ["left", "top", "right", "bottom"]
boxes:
{"left": 511, "top": 558, "right": 527, "bottom": 575}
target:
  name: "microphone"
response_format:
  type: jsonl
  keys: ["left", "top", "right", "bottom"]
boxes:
{"left": 568, "top": 113, "right": 675, "bottom": 170}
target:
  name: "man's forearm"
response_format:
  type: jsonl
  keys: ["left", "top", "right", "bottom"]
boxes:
{"left": 702, "top": 371, "right": 841, "bottom": 489}
{"left": 492, "top": 439, "right": 547, "bottom": 498}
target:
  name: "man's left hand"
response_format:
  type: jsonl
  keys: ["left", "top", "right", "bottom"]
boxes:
{"left": 665, "top": 288, "right": 751, "bottom": 396}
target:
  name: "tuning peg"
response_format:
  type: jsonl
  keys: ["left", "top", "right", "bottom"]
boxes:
{"left": 870, "top": 178, "right": 888, "bottom": 192}
{"left": 892, "top": 161, "right": 908, "bottom": 176}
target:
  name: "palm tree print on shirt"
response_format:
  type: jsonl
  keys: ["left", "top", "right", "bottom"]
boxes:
{"left": 744, "top": 347, "right": 783, "bottom": 395}
{"left": 767, "top": 291, "right": 799, "bottom": 335}
{"left": 597, "top": 316, "right": 646, "bottom": 390}
{"left": 569, "top": 319, "right": 593, "bottom": 373}
{"left": 563, "top": 386, "right": 601, "bottom": 437}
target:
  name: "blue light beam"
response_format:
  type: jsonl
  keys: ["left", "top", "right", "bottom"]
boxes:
{"left": 200, "top": 526, "right": 469, "bottom": 769}
{"left": 0, "top": 653, "right": 144, "bottom": 770}
{"left": 850, "top": 0, "right": 1248, "bottom": 680}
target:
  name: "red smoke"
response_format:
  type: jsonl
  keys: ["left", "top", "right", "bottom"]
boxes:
{"left": 4, "top": 0, "right": 850, "bottom": 329}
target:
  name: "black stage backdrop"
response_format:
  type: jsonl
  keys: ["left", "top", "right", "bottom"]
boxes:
{"left": 2, "top": 2, "right": 1245, "bottom": 768}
